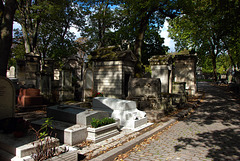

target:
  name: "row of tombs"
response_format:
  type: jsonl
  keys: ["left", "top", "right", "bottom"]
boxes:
{"left": 12, "top": 47, "right": 197, "bottom": 115}
{"left": 0, "top": 48, "right": 197, "bottom": 159}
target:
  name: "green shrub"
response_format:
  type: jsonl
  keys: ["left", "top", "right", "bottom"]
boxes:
{"left": 91, "top": 117, "right": 115, "bottom": 128}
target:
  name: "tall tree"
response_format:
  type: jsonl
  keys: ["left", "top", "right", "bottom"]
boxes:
{"left": 121, "top": 0, "right": 180, "bottom": 61}
{"left": 37, "top": 0, "right": 84, "bottom": 62}
{"left": 168, "top": 0, "right": 232, "bottom": 81}
{"left": 0, "top": 0, "right": 18, "bottom": 76}
{"left": 14, "top": 0, "right": 84, "bottom": 68}
{"left": 80, "top": 0, "right": 118, "bottom": 51}
{"left": 142, "top": 27, "right": 168, "bottom": 65}
{"left": 168, "top": 0, "right": 240, "bottom": 81}
{"left": 15, "top": 0, "right": 82, "bottom": 57}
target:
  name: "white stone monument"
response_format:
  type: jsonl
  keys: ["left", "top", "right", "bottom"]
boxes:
{"left": 93, "top": 97, "right": 147, "bottom": 129}
{"left": 9, "top": 66, "right": 16, "bottom": 78}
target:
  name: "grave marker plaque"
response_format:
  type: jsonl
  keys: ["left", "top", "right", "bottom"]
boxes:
{"left": 0, "top": 76, "right": 15, "bottom": 120}
{"left": 84, "top": 69, "right": 93, "bottom": 90}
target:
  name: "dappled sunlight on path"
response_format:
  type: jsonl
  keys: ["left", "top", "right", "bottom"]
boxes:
{"left": 125, "top": 82, "right": 240, "bottom": 161}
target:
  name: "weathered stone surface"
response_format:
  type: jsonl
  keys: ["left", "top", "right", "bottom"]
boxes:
{"left": 172, "top": 82, "right": 186, "bottom": 94}
{"left": 173, "top": 55, "right": 197, "bottom": 95}
{"left": 91, "top": 48, "right": 136, "bottom": 99}
{"left": 151, "top": 65, "right": 172, "bottom": 93}
{"left": 16, "top": 137, "right": 59, "bottom": 158}
{"left": 127, "top": 78, "right": 162, "bottom": 110}
{"left": 128, "top": 78, "right": 161, "bottom": 97}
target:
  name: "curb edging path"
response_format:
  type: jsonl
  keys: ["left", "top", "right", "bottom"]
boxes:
{"left": 90, "top": 119, "right": 176, "bottom": 161}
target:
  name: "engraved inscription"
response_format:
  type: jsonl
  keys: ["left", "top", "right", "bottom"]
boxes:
{"left": 0, "top": 85, "right": 6, "bottom": 96}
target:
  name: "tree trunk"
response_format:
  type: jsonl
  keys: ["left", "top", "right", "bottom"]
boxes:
{"left": 134, "top": 13, "right": 151, "bottom": 61}
{"left": 211, "top": 52, "right": 217, "bottom": 82}
{"left": 22, "top": 25, "right": 32, "bottom": 53}
{"left": 228, "top": 50, "right": 236, "bottom": 71}
{"left": 0, "top": 0, "right": 18, "bottom": 77}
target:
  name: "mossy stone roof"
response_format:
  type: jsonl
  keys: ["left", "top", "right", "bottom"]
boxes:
{"left": 90, "top": 46, "right": 137, "bottom": 62}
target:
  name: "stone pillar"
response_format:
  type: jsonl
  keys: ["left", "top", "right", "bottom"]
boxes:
{"left": 83, "top": 68, "right": 94, "bottom": 101}
{"left": 41, "top": 58, "right": 54, "bottom": 102}
{"left": 59, "top": 68, "right": 74, "bottom": 101}
{"left": 25, "top": 55, "right": 40, "bottom": 87}
{"left": 16, "top": 60, "right": 26, "bottom": 86}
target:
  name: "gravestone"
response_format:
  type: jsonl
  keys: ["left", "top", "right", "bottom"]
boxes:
{"left": 59, "top": 67, "right": 74, "bottom": 101}
{"left": 0, "top": 76, "right": 15, "bottom": 120}
{"left": 18, "top": 88, "right": 43, "bottom": 107}
{"left": 16, "top": 60, "right": 26, "bottom": 85}
{"left": 7, "top": 66, "right": 16, "bottom": 78}
{"left": 45, "top": 105, "right": 109, "bottom": 145}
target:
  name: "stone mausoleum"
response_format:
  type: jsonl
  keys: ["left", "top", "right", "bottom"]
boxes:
{"left": 90, "top": 46, "right": 137, "bottom": 98}
{"left": 149, "top": 50, "right": 197, "bottom": 95}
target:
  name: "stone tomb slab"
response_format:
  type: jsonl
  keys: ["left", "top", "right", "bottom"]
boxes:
{"left": 47, "top": 105, "right": 109, "bottom": 125}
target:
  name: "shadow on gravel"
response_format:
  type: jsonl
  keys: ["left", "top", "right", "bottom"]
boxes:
{"left": 187, "top": 100, "right": 240, "bottom": 126}
{"left": 185, "top": 82, "right": 240, "bottom": 127}
{"left": 175, "top": 128, "right": 240, "bottom": 160}
{"left": 174, "top": 82, "right": 240, "bottom": 160}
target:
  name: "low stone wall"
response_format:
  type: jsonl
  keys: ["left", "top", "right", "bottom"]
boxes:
{"left": 127, "top": 78, "right": 162, "bottom": 110}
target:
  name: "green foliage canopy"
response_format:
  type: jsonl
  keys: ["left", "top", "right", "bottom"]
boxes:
{"left": 168, "top": 0, "right": 240, "bottom": 81}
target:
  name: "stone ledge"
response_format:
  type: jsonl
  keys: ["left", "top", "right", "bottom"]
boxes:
{"left": 16, "top": 137, "right": 59, "bottom": 158}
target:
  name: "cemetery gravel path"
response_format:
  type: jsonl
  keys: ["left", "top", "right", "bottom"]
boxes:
{"left": 123, "top": 82, "right": 240, "bottom": 161}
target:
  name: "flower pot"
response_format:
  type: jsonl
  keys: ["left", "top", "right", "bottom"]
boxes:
{"left": 87, "top": 122, "right": 119, "bottom": 143}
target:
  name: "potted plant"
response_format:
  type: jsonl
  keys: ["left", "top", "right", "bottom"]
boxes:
{"left": 87, "top": 117, "right": 119, "bottom": 143}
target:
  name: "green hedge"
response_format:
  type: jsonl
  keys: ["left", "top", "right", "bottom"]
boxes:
{"left": 91, "top": 117, "right": 115, "bottom": 128}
